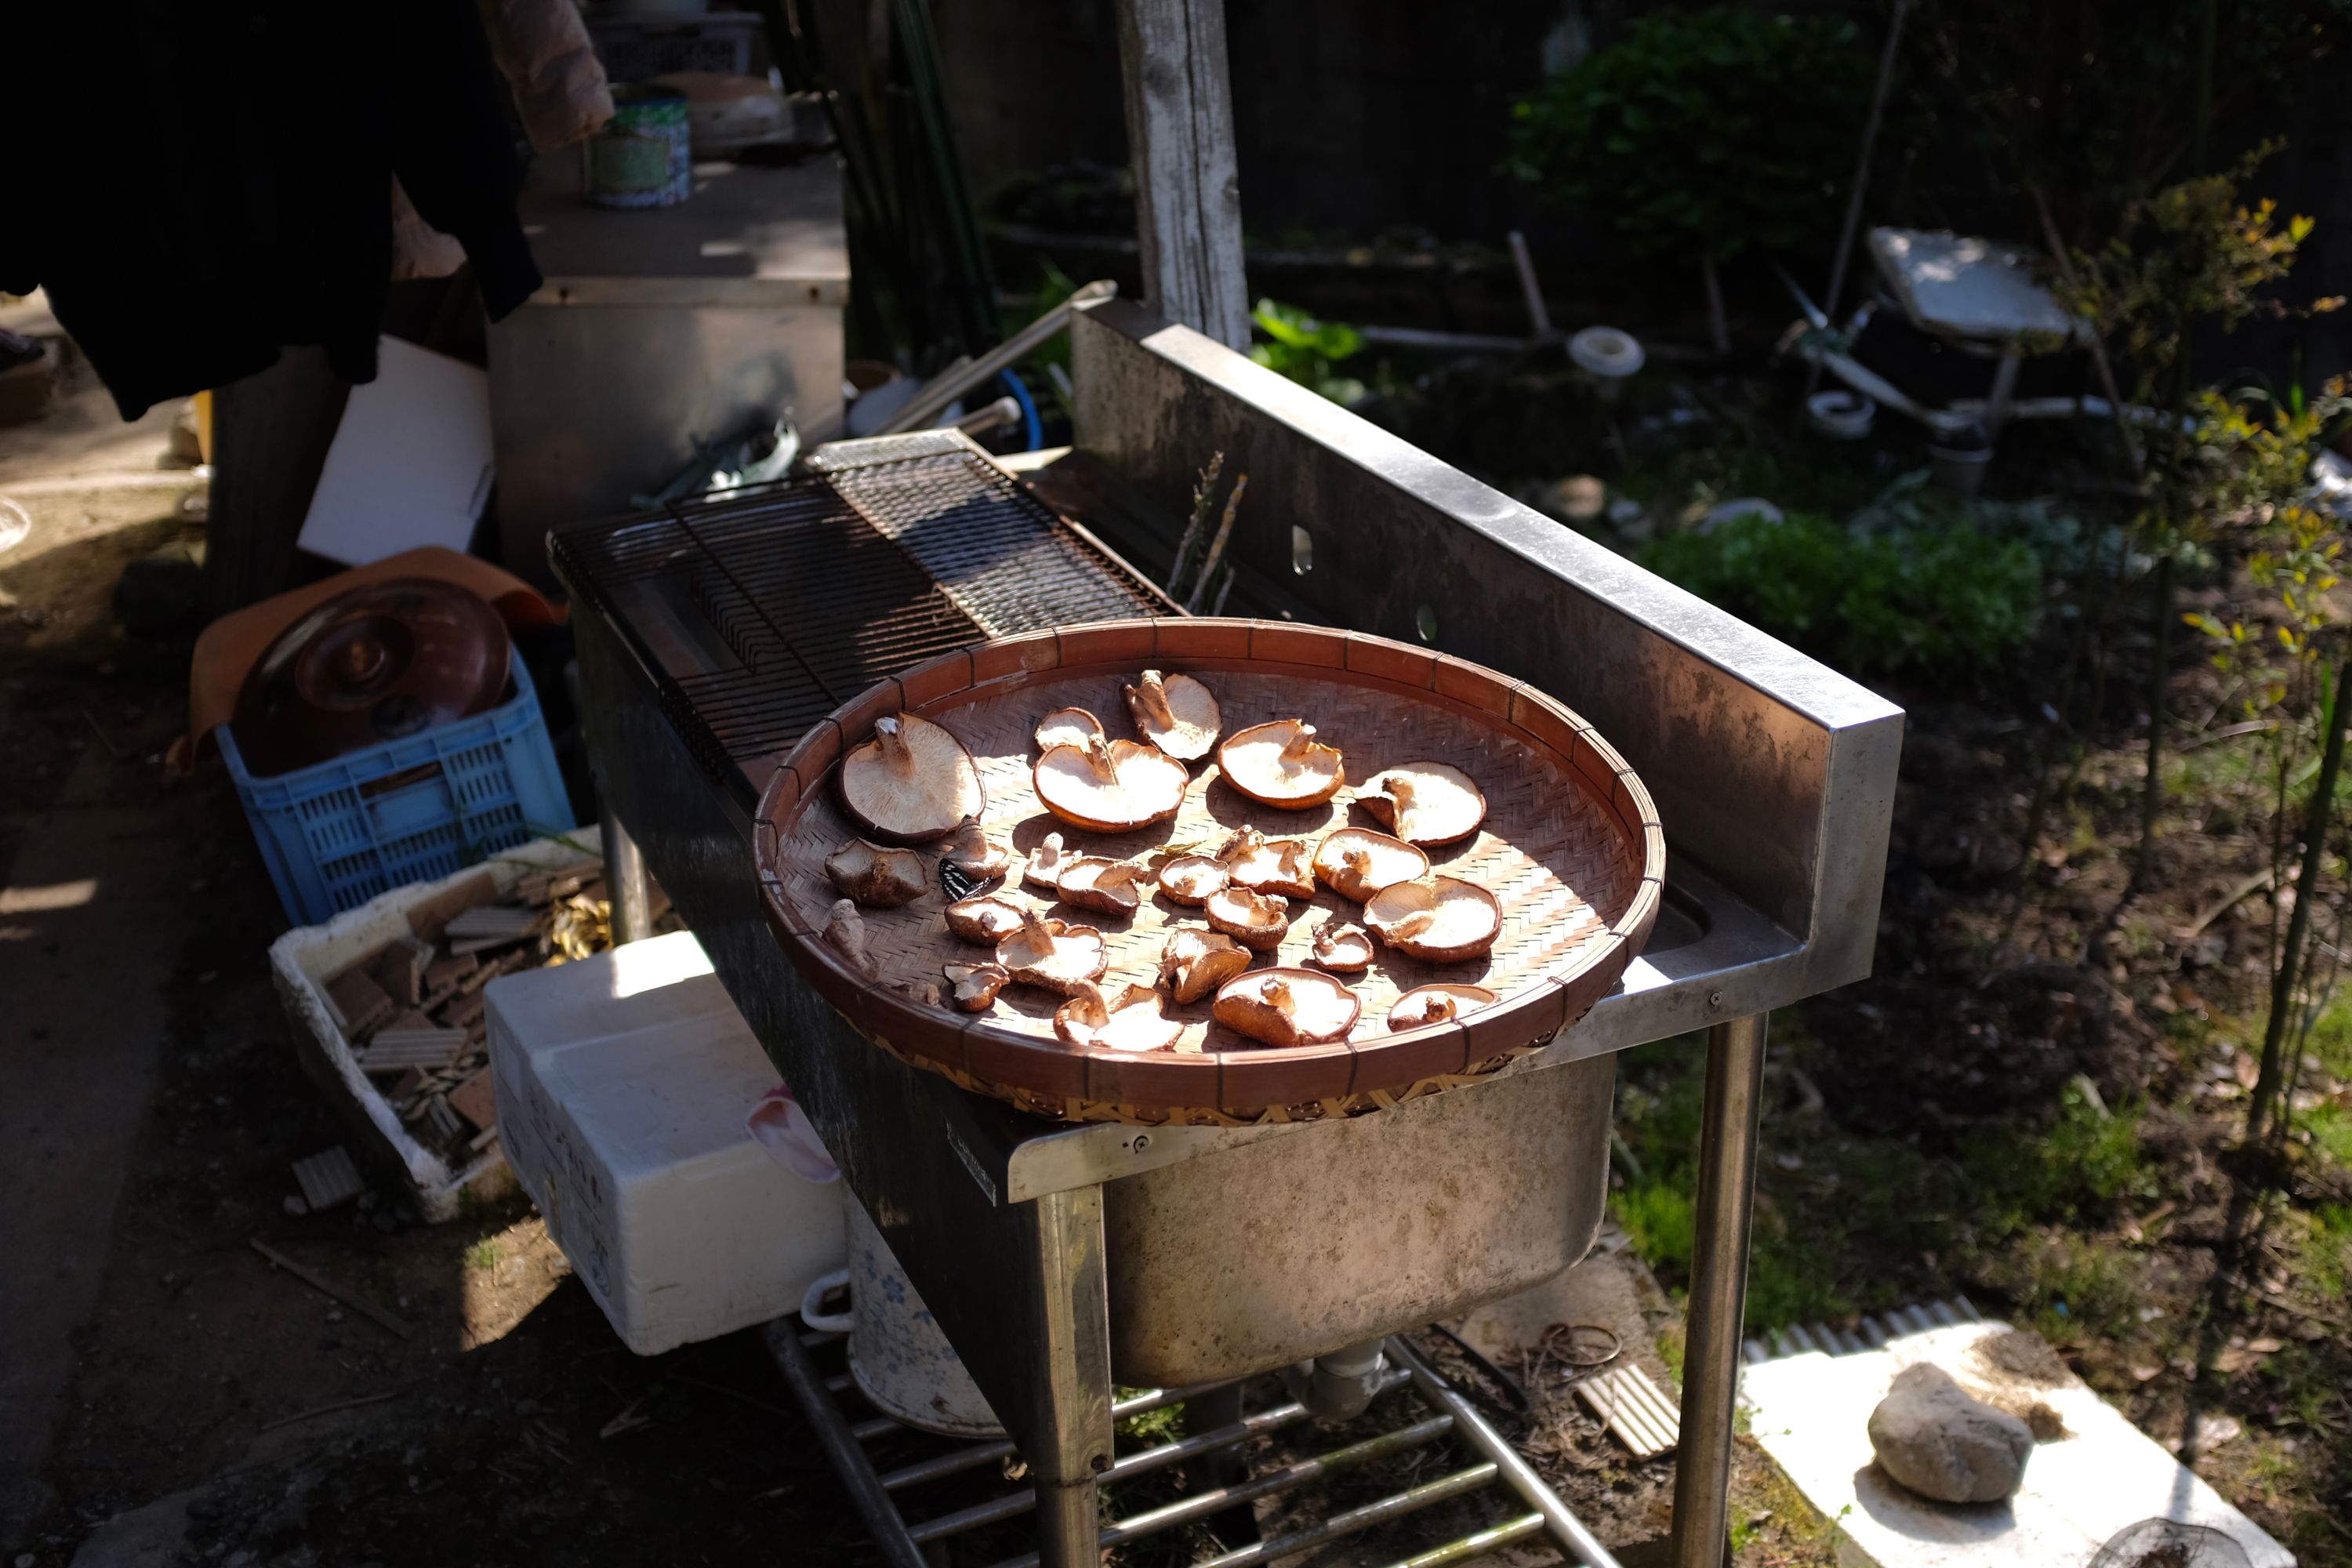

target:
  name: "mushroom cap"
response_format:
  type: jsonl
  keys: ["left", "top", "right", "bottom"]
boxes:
{"left": 939, "top": 823, "right": 1010, "bottom": 883}
{"left": 1056, "top": 857, "right": 1145, "bottom": 916}
{"left": 1022, "top": 832, "right": 1071, "bottom": 891}
{"left": 1311, "top": 828, "right": 1431, "bottom": 902}
{"left": 993, "top": 913, "right": 1109, "bottom": 994}
{"left": 1033, "top": 736, "right": 1190, "bottom": 833}
{"left": 1203, "top": 885, "right": 1290, "bottom": 951}
{"left": 1054, "top": 983, "right": 1184, "bottom": 1052}
{"left": 1217, "top": 826, "right": 1316, "bottom": 898}
{"left": 1308, "top": 920, "right": 1375, "bottom": 974}
{"left": 1212, "top": 968, "right": 1361, "bottom": 1048}
{"left": 1034, "top": 706, "right": 1107, "bottom": 753}
{"left": 838, "top": 713, "right": 984, "bottom": 844}
{"left": 1216, "top": 720, "right": 1345, "bottom": 810}
{"left": 1387, "top": 983, "right": 1498, "bottom": 1031}
{"left": 944, "top": 894, "right": 1028, "bottom": 945}
{"left": 1363, "top": 875, "right": 1503, "bottom": 962}
{"left": 1123, "top": 670, "right": 1222, "bottom": 761}
{"left": 1157, "top": 927, "right": 1253, "bottom": 1004}
{"left": 1155, "top": 854, "right": 1229, "bottom": 906}
{"left": 942, "top": 961, "right": 1011, "bottom": 1011}
{"left": 824, "top": 837, "right": 929, "bottom": 907}
{"left": 1355, "top": 762, "right": 1487, "bottom": 848}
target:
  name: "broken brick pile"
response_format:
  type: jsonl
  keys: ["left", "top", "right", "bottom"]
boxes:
{"left": 317, "top": 857, "right": 670, "bottom": 1165}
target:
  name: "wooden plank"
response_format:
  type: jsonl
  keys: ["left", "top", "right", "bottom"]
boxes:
{"left": 1114, "top": 0, "right": 1250, "bottom": 351}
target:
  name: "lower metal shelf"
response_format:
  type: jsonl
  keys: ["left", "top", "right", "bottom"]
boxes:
{"left": 769, "top": 1322, "right": 1624, "bottom": 1568}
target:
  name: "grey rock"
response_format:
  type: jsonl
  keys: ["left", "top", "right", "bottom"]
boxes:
{"left": 1867, "top": 1362, "right": 2034, "bottom": 1504}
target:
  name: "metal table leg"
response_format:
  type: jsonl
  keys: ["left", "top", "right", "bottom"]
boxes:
{"left": 1020, "top": 1185, "right": 1116, "bottom": 1568}
{"left": 599, "top": 800, "right": 653, "bottom": 945}
{"left": 1668, "top": 1011, "right": 1769, "bottom": 1568}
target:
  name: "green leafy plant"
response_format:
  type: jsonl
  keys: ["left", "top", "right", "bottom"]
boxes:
{"left": 1506, "top": 7, "right": 1875, "bottom": 350}
{"left": 1248, "top": 298, "right": 1370, "bottom": 405}
{"left": 1640, "top": 510, "right": 2042, "bottom": 680}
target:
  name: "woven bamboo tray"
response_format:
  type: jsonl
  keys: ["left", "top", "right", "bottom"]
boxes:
{"left": 754, "top": 619, "right": 1662, "bottom": 1126}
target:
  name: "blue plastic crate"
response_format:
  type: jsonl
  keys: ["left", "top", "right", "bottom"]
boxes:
{"left": 220, "top": 658, "right": 575, "bottom": 926}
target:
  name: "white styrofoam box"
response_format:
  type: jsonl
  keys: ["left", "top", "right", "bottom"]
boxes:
{"left": 267, "top": 827, "right": 605, "bottom": 1221}
{"left": 486, "top": 931, "right": 845, "bottom": 1356}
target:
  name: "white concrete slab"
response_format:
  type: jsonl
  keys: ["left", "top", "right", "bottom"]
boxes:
{"left": 1741, "top": 1322, "right": 2291, "bottom": 1568}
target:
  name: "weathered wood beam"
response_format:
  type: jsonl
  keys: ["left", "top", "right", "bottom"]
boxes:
{"left": 1114, "top": 0, "right": 1250, "bottom": 351}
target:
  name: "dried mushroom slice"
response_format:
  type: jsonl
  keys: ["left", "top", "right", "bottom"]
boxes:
{"left": 1123, "top": 670, "right": 1221, "bottom": 761}
{"left": 1156, "top": 854, "right": 1229, "bottom": 906}
{"left": 944, "top": 894, "right": 1027, "bottom": 945}
{"left": 1157, "top": 927, "right": 1252, "bottom": 1004}
{"left": 1308, "top": 920, "right": 1375, "bottom": 974}
{"left": 1054, "top": 983, "right": 1184, "bottom": 1052}
{"left": 939, "top": 823, "right": 1010, "bottom": 884}
{"left": 1212, "top": 968, "right": 1360, "bottom": 1048}
{"left": 822, "top": 898, "right": 877, "bottom": 977}
{"left": 839, "top": 713, "right": 984, "bottom": 844}
{"left": 1033, "top": 735, "right": 1189, "bottom": 833}
{"left": 1355, "top": 762, "right": 1487, "bottom": 848}
{"left": 1311, "top": 828, "right": 1431, "bottom": 902}
{"left": 1217, "top": 720, "right": 1345, "bottom": 810}
{"left": 1364, "top": 876, "right": 1503, "bottom": 962}
{"left": 824, "top": 837, "right": 927, "bottom": 907}
{"left": 1057, "top": 857, "right": 1145, "bottom": 916}
{"left": 993, "top": 911, "right": 1109, "bottom": 995}
{"left": 1217, "top": 826, "right": 1316, "bottom": 898}
{"left": 943, "top": 962, "right": 1011, "bottom": 1012}
{"left": 1387, "top": 983, "right": 1497, "bottom": 1031}
{"left": 1022, "top": 832, "right": 1073, "bottom": 891}
{"left": 1034, "top": 706, "right": 1107, "bottom": 753}
{"left": 1204, "top": 885, "right": 1290, "bottom": 951}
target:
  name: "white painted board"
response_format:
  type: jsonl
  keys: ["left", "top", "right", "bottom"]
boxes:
{"left": 297, "top": 336, "right": 494, "bottom": 565}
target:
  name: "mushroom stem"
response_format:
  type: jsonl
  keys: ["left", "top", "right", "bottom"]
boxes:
{"left": 1134, "top": 670, "right": 1174, "bottom": 727}
{"left": 1080, "top": 735, "right": 1118, "bottom": 781}
{"left": 874, "top": 716, "right": 913, "bottom": 775}
{"left": 1279, "top": 724, "right": 1319, "bottom": 773}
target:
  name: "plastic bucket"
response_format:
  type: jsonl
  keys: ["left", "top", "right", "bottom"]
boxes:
{"left": 800, "top": 1203, "right": 1005, "bottom": 1439}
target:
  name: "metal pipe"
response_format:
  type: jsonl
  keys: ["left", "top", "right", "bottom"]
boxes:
{"left": 986, "top": 1414, "right": 1457, "bottom": 1568}
{"left": 600, "top": 804, "right": 652, "bottom": 945}
{"left": 769, "top": 1320, "right": 931, "bottom": 1568}
{"left": 877, "top": 281, "right": 1119, "bottom": 437}
{"left": 1668, "top": 1012, "right": 1771, "bottom": 1568}
{"left": 1386, "top": 1336, "right": 1623, "bottom": 1568}
{"left": 1381, "top": 1514, "right": 1548, "bottom": 1567}
{"left": 950, "top": 395, "right": 1023, "bottom": 438}
{"left": 913, "top": 1370, "right": 1413, "bottom": 1541}
{"left": 879, "top": 1379, "right": 1239, "bottom": 1492}
{"left": 1506, "top": 231, "right": 1553, "bottom": 340}
{"left": 1192, "top": 1462, "right": 1501, "bottom": 1568}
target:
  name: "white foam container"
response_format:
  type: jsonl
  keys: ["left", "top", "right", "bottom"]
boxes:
{"left": 268, "top": 829, "right": 609, "bottom": 1221}
{"left": 487, "top": 930, "right": 845, "bottom": 1356}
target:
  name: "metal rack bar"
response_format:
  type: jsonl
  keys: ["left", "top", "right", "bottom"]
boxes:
{"left": 769, "top": 1319, "right": 928, "bottom": 1568}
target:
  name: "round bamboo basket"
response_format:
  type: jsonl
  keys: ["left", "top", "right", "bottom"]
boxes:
{"left": 754, "top": 618, "right": 1662, "bottom": 1126}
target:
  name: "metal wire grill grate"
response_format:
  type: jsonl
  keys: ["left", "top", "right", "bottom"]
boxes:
{"left": 550, "top": 438, "right": 1166, "bottom": 788}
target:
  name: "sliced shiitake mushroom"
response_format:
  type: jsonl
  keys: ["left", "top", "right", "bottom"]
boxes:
{"left": 1022, "top": 832, "right": 1072, "bottom": 892}
{"left": 1212, "top": 968, "right": 1361, "bottom": 1048}
{"left": 939, "top": 823, "right": 1010, "bottom": 884}
{"left": 839, "top": 713, "right": 984, "bottom": 844}
{"left": 1217, "top": 826, "right": 1316, "bottom": 898}
{"left": 1355, "top": 762, "right": 1487, "bottom": 848}
{"left": 1157, "top": 927, "right": 1253, "bottom": 1004}
{"left": 1363, "top": 875, "right": 1503, "bottom": 962}
{"left": 821, "top": 898, "right": 876, "bottom": 977}
{"left": 1057, "top": 857, "right": 1145, "bottom": 916}
{"left": 823, "top": 837, "right": 928, "bottom": 907}
{"left": 1311, "top": 828, "right": 1431, "bottom": 902}
{"left": 1053, "top": 983, "right": 1185, "bottom": 1052}
{"left": 943, "top": 961, "right": 1011, "bottom": 1011}
{"left": 1156, "top": 854, "right": 1229, "bottom": 906}
{"left": 1216, "top": 720, "right": 1345, "bottom": 810}
{"left": 1308, "top": 920, "right": 1375, "bottom": 974}
{"left": 1033, "top": 735, "right": 1189, "bottom": 833}
{"left": 1123, "top": 670, "right": 1221, "bottom": 761}
{"left": 1204, "top": 885, "right": 1290, "bottom": 952}
{"left": 944, "top": 894, "right": 1027, "bottom": 945}
{"left": 1034, "top": 706, "right": 1107, "bottom": 753}
{"left": 993, "top": 911, "right": 1109, "bottom": 995}
{"left": 1387, "top": 983, "right": 1498, "bottom": 1031}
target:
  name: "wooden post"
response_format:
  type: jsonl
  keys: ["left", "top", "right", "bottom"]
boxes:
{"left": 1114, "top": 0, "right": 1250, "bottom": 351}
